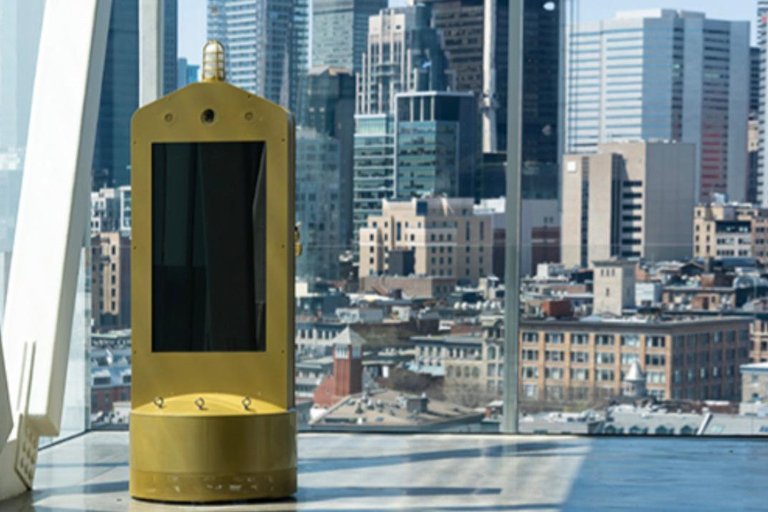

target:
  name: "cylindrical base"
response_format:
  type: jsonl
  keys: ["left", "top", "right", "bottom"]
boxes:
{"left": 130, "top": 406, "right": 296, "bottom": 503}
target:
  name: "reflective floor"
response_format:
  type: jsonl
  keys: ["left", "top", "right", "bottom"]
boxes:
{"left": 2, "top": 431, "right": 767, "bottom": 511}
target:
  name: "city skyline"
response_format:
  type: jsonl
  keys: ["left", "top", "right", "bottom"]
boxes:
{"left": 178, "top": 0, "right": 758, "bottom": 67}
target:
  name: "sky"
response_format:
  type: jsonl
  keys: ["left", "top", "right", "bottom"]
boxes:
{"left": 178, "top": 0, "right": 758, "bottom": 66}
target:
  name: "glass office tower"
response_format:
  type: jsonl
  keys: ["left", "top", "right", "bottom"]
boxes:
{"left": 566, "top": 9, "right": 749, "bottom": 203}
{"left": 312, "top": 0, "right": 387, "bottom": 74}
{"left": 93, "top": 0, "right": 178, "bottom": 189}
{"left": 207, "top": 0, "right": 308, "bottom": 112}
{"left": 394, "top": 91, "right": 478, "bottom": 199}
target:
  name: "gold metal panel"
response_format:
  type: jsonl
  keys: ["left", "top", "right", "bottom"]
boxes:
{"left": 130, "top": 82, "right": 295, "bottom": 411}
{"left": 130, "top": 81, "right": 297, "bottom": 502}
{"left": 130, "top": 399, "right": 296, "bottom": 502}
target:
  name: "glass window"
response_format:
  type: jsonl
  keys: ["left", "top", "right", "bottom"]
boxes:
{"left": 152, "top": 142, "right": 266, "bottom": 352}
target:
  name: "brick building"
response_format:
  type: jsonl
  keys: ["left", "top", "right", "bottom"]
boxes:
{"left": 441, "top": 315, "right": 753, "bottom": 407}
{"left": 313, "top": 328, "right": 364, "bottom": 407}
{"left": 359, "top": 198, "right": 493, "bottom": 285}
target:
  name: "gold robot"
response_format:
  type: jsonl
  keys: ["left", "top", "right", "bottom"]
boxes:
{"left": 129, "top": 41, "right": 298, "bottom": 503}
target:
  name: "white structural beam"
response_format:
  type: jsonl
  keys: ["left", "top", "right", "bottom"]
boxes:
{"left": 139, "top": 0, "right": 165, "bottom": 106}
{"left": 0, "top": 0, "right": 111, "bottom": 499}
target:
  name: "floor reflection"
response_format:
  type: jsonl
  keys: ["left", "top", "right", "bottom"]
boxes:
{"left": 2, "top": 432, "right": 766, "bottom": 511}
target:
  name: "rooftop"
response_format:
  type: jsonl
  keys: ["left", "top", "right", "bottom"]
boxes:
{"left": 521, "top": 314, "right": 751, "bottom": 329}
{"left": 741, "top": 362, "right": 768, "bottom": 373}
{"left": 3, "top": 432, "right": 768, "bottom": 511}
{"left": 310, "top": 389, "right": 482, "bottom": 431}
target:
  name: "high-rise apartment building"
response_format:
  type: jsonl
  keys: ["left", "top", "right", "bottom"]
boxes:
{"left": 353, "top": 5, "right": 448, "bottom": 236}
{"left": 93, "top": 0, "right": 178, "bottom": 189}
{"left": 561, "top": 141, "right": 696, "bottom": 268}
{"left": 358, "top": 198, "right": 493, "bottom": 284}
{"left": 566, "top": 10, "right": 750, "bottom": 203}
{"left": 394, "top": 91, "right": 478, "bottom": 199}
{"left": 91, "top": 232, "right": 131, "bottom": 332}
{"left": 207, "top": 0, "right": 308, "bottom": 111}
{"left": 311, "top": 0, "right": 387, "bottom": 73}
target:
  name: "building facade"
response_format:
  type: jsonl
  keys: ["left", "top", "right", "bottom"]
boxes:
{"left": 503, "top": 316, "right": 752, "bottom": 404}
{"left": 353, "top": 114, "right": 395, "bottom": 235}
{"left": 355, "top": 4, "right": 447, "bottom": 116}
{"left": 311, "top": 0, "right": 387, "bottom": 73}
{"left": 91, "top": 232, "right": 131, "bottom": 332}
{"left": 352, "top": 4, "right": 448, "bottom": 236}
{"left": 176, "top": 57, "right": 200, "bottom": 88}
{"left": 566, "top": 9, "right": 749, "bottom": 203}
{"left": 207, "top": 0, "right": 308, "bottom": 111}
{"left": 302, "top": 67, "right": 356, "bottom": 250}
{"left": 561, "top": 141, "right": 696, "bottom": 267}
{"left": 751, "top": 46, "right": 760, "bottom": 119}
{"left": 749, "top": 119, "right": 760, "bottom": 204}
{"left": 693, "top": 202, "right": 768, "bottom": 264}
{"left": 91, "top": 186, "right": 132, "bottom": 237}
{"left": 394, "top": 91, "right": 478, "bottom": 199}
{"left": 358, "top": 198, "right": 493, "bottom": 285}
{"left": 593, "top": 260, "right": 637, "bottom": 317}
{"left": 758, "top": 0, "right": 768, "bottom": 206}
{"left": 740, "top": 362, "right": 768, "bottom": 405}
{"left": 296, "top": 128, "right": 345, "bottom": 281}
{"left": 423, "top": 0, "right": 562, "bottom": 200}
{"left": 93, "top": 0, "right": 177, "bottom": 189}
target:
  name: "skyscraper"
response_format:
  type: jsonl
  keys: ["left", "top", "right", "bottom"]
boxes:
{"left": 424, "top": 0, "right": 562, "bottom": 200}
{"left": 312, "top": 0, "right": 387, "bottom": 74}
{"left": 290, "top": 0, "right": 309, "bottom": 114}
{"left": 356, "top": 5, "right": 447, "bottom": 116}
{"left": 394, "top": 91, "right": 478, "bottom": 198}
{"left": 207, "top": 0, "right": 308, "bottom": 111}
{"left": 751, "top": 46, "right": 760, "bottom": 119}
{"left": 353, "top": 4, "right": 447, "bottom": 235}
{"left": 758, "top": 1, "right": 768, "bottom": 205}
{"left": 302, "top": 67, "right": 356, "bottom": 250}
{"left": 93, "top": 0, "right": 178, "bottom": 189}
{"left": 163, "top": 1, "right": 178, "bottom": 95}
{"left": 566, "top": 10, "right": 750, "bottom": 203}
{"left": 296, "top": 127, "right": 345, "bottom": 281}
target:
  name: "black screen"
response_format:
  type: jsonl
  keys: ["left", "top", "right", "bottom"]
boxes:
{"left": 151, "top": 142, "right": 266, "bottom": 352}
